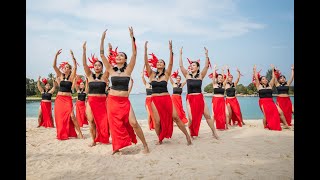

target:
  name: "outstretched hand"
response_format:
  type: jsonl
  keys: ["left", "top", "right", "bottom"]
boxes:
{"left": 144, "top": 41, "right": 148, "bottom": 50}
{"left": 291, "top": 64, "right": 294, "bottom": 70}
{"left": 129, "top": 26, "right": 134, "bottom": 38}
{"left": 180, "top": 47, "right": 183, "bottom": 54}
{"left": 38, "top": 76, "right": 41, "bottom": 81}
{"left": 169, "top": 40, "right": 172, "bottom": 50}
{"left": 83, "top": 41, "right": 87, "bottom": 50}
{"left": 101, "top": 29, "right": 107, "bottom": 39}
{"left": 204, "top": 47, "right": 208, "bottom": 57}
{"left": 253, "top": 65, "right": 257, "bottom": 71}
{"left": 56, "top": 49, "right": 62, "bottom": 56}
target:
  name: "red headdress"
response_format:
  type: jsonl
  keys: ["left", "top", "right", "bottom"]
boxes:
{"left": 274, "top": 68, "right": 281, "bottom": 79}
{"left": 88, "top": 54, "right": 99, "bottom": 69}
{"left": 187, "top": 58, "right": 200, "bottom": 72}
{"left": 59, "top": 62, "right": 69, "bottom": 72}
{"left": 208, "top": 57, "right": 212, "bottom": 69}
{"left": 144, "top": 69, "right": 149, "bottom": 78}
{"left": 252, "top": 69, "right": 262, "bottom": 85}
{"left": 208, "top": 73, "right": 213, "bottom": 79}
{"left": 108, "top": 47, "right": 118, "bottom": 67}
{"left": 171, "top": 69, "right": 179, "bottom": 78}
{"left": 76, "top": 76, "right": 83, "bottom": 85}
{"left": 41, "top": 78, "right": 48, "bottom": 85}
{"left": 148, "top": 53, "right": 158, "bottom": 68}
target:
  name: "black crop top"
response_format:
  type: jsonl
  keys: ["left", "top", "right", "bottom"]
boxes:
{"left": 146, "top": 88, "right": 152, "bottom": 95}
{"left": 259, "top": 88, "right": 273, "bottom": 98}
{"left": 41, "top": 91, "right": 52, "bottom": 100}
{"left": 226, "top": 88, "right": 235, "bottom": 97}
{"left": 173, "top": 87, "right": 182, "bottom": 95}
{"left": 59, "top": 81, "right": 72, "bottom": 92}
{"left": 77, "top": 91, "right": 86, "bottom": 101}
{"left": 151, "top": 81, "right": 168, "bottom": 94}
{"left": 187, "top": 79, "right": 202, "bottom": 94}
{"left": 213, "top": 88, "right": 225, "bottom": 95}
{"left": 276, "top": 85, "right": 289, "bottom": 94}
{"left": 88, "top": 81, "right": 106, "bottom": 94}
{"left": 111, "top": 76, "right": 130, "bottom": 91}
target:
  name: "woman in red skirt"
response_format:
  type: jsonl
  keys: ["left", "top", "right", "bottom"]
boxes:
{"left": 82, "top": 42, "right": 110, "bottom": 147}
{"left": 100, "top": 28, "right": 149, "bottom": 154}
{"left": 141, "top": 67, "right": 154, "bottom": 130}
{"left": 253, "top": 65, "right": 290, "bottom": 130}
{"left": 169, "top": 70, "right": 188, "bottom": 124}
{"left": 179, "top": 47, "right": 219, "bottom": 139}
{"left": 211, "top": 65, "right": 228, "bottom": 130}
{"left": 72, "top": 75, "right": 89, "bottom": 128}
{"left": 144, "top": 41, "right": 192, "bottom": 145}
{"left": 274, "top": 65, "right": 294, "bottom": 126}
{"left": 36, "top": 76, "right": 56, "bottom": 128}
{"left": 225, "top": 67, "right": 245, "bottom": 127}
{"left": 53, "top": 49, "right": 84, "bottom": 140}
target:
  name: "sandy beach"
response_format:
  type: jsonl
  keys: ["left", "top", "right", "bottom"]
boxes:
{"left": 26, "top": 118, "right": 293, "bottom": 180}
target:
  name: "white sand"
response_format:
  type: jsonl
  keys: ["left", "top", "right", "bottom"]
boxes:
{"left": 26, "top": 118, "right": 293, "bottom": 180}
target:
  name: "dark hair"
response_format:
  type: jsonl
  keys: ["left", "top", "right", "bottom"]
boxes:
{"left": 156, "top": 59, "right": 166, "bottom": 79}
{"left": 94, "top": 60, "right": 103, "bottom": 68}
{"left": 278, "top": 75, "right": 286, "bottom": 81}
{"left": 176, "top": 75, "right": 181, "bottom": 79}
{"left": 119, "top": 52, "right": 127, "bottom": 59}
{"left": 190, "top": 61, "right": 200, "bottom": 78}
{"left": 217, "top": 73, "right": 223, "bottom": 78}
{"left": 259, "top": 76, "right": 266, "bottom": 82}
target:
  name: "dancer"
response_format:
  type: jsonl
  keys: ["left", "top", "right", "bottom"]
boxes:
{"left": 100, "top": 27, "right": 149, "bottom": 154}
{"left": 144, "top": 41, "right": 192, "bottom": 145}
{"left": 72, "top": 75, "right": 89, "bottom": 127}
{"left": 211, "top": 65, "right": 228, "bottom": 130}
{"left": 82, "top": 42, "right": 110, "bottom": 147}
{"left": 253, "top": 65, "right": 290, "bottom": 130}
{"left": 169, "top": 69, "right": 188, "bottom": 124}
{"left": 52, "top": 49, "right": 84, "bottom": 140}
{"left": 179, "top": 47, "right": 219, "bottom": 139}
{"left": 141, "top": 67, "right": 155, "bottom": 130}
{"left": 225, "top": 66, "right": 245, "bottom": 127}
{"left": 36, "top": 76, "right": 56, "bottom": 128}
{"left": 274, "top": 65, "right": 294, "bottom": 126}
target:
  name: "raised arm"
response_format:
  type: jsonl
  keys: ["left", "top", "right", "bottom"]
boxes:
{"left": 169, "top": 77, "right": 174, "bottom": 85}
{"left": 222, "top": 66, "right": 227, "bottom": 87}
{"left": 269, "top": 64, "right": 275, "bottom": 87}
{"left": 200, "top": 47, "right": 210, "bottom": 78}
{"left": 181, "top": 81, "right": 187, "bottom": 88}
{"left": 53, "top": 49, "right": 62, "bottom": 77}
{"left": 212, "top": 64, "right": 217, "bottom": 86}
{"left": 253, "top": 65, "right": 260, "bottom": 89}
{"left": 141, "top": 71, "right": 147, "bottom": 86}
{"left": 126, "top": 27, "right": 137, "bottom": 75}
{"left": 144, "top": 41, "right": 153, "bottom": 76}
{"left": 71, "top": 76, "right": 77, "bottom": 93}
{"left": 287, "top": 64, "right": 294, "bottom": 85}
{"left": 128, "top": 77, "right": 134, "bottom": 94}
{"left": 85, "top": 77, "right": 89, "bottom": 94}
{"left": 49, "top": 78, "right": 57, "bottom": 94}
{"left": 70, "top": 50, "right": 77, "bottom": 81}
{"left": 37, "top": 76, "right": 44, "bottom": 93}
{"left": 82, "top": 41, "right": 91, "bottom": 77}
{"left": 100, "top": 29, "right": 112, "bottom": 72}
{"left": 179, "top": 47, "right": 188, "bottom": 78}
{"left": 165, "top": 40, "right": 173, "bottom": 77}
{"left": 234, "top": 68, "right": 241, "bottom": 86}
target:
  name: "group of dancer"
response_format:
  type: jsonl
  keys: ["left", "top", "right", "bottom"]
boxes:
{"left": 35, "top": 27, "right": 294, "bottom": 154}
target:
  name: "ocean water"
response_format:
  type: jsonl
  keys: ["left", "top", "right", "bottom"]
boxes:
{"left": 26, "top": 94, "right": 294, "bottom": 120}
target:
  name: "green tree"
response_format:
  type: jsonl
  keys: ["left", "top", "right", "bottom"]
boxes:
{"left": 266, "top": 69, "right": 272, "bottom": 82}
{"left": 236, "top": 84, "right": 247, "bottom": 94}
{"left": 204, "top": 83, "right": 213, "bottom": 93}
{"left": 289, "top": 86, "right": 294, "bottom": 95}
{"left": 247, "top": 82, "right": 257, "bottom": 92}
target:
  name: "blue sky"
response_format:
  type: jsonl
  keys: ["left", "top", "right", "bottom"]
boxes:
{"left": 26, "top": 0, "right": 294, "bottom": 93}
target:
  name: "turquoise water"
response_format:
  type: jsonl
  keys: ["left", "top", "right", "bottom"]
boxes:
{"left": 26, "top": 94, "right": 294, "bottom": 120}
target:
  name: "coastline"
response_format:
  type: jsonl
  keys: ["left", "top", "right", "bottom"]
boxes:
{"left": 27, "top": 118, "right": 293, "bottom": 179}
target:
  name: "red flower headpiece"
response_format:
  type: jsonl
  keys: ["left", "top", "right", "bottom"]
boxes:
{"left": 187, "top": 58, "right": 200, "bottom": 72}
{"left": 208, "top": 73, "right": 213, "bottom": 79}
{"left": 108, "top": 47, "right": 118, "bottom": 67}
{"left": 88, "top": 54, "right": 99, "bottom": 69}
{"left": 208, "top": 57, "right": 212, "bottom": 69}
{"left": 148, "top": 53, "right": 158, "bottom": 68}
{"left": 42, "top": 78, "right": 48, "bottom": 85}
{"left": 76, "top": 77, "right": 83, "bottom": 85}
{"left": 274, "top": 68, "right": 281, "bottom": 79}
{"left": 171, "top": 69, "right": 179, "bottom": 78}
{"left": 252, "top": 69, "right": 262, "bottom": 85}
{"left": 144, "top": 69, "right": 149, "bottom": 78}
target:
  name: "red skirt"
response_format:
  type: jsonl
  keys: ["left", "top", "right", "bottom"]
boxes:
{"left": 107, "top": 95, "right": 137, "bottom": 152}
{"left": 54, "top": 95, "right": 77, "bottom": 140}
{"left": 186, "top": 94, "right": 204, "bottom": 137}
{"left": 276, "top": 96, "right": 293, "bottom": 126}
{"left": 88, "top": 96, "right": 110, "bottom": 144}
{"left": 171, "top": 94, "right": 188, "bottom": 124}
{"left": 145, "top": 96, "right": 155, "bottom": 130}
{"left": 40, "top": 101, "right": 54, "bottom": 128}
{"left": 151, "top": 95, "right": 173, "bottom": 142}
{"left": 76, "top": 100, "right": 88, "bottom": 127}
{"left": 225, "top": 97, "right": 242, "bottom": 127}
{"left": 212, "top": 96, "right": 226, "bottom": 130}
{"left": 259, "top": 98, "right": 282, "bottom": 131}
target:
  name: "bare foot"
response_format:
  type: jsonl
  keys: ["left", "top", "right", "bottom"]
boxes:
{"left": 78, "top": 133, "right": 85, "bottom": 139}
{"left": 186, "top": 136, "right": 192, "bottom": 145}
{"left": 37, "top": 125, "right": 40, "bottom": 128}
{"left": 242, "top": 121, "right": 246, "bottom": 125}
{"left": 155, "top": 141, "right": 162, "bottom": 145}
{"left": 112, "top": 150, "right": 120, "bottom": 155}
{"left": 88, "top": 142, "right": 96, "bottom": 147}
{"left": 213, "top": 132, "right": 220, "bottom": 140}
{"left": 142, "top": 146, "right": 150, "bottom": 154}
